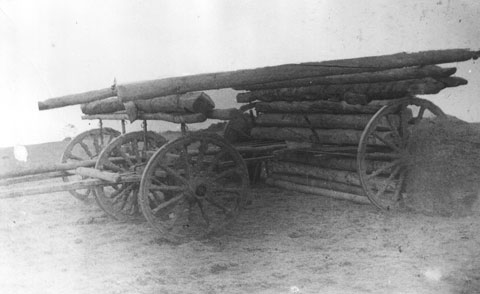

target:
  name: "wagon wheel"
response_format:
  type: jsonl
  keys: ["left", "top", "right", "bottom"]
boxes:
{"left": 138, "top": 132, "right": 250, "bottom": 242}
{"left": 94, "top": 131, "right": 167, "bottom": 221}
{"left": 61, "top": 128, "right": 120, "bottom": 201}
{"left": 357, "top": 97, "right": 445, "bottom": 210}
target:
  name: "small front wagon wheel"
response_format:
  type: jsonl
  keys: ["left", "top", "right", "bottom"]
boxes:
{"left": 138, "top": 132, "right": 249, "bottom": 242}
{"left": 61, "top": 128, "right": 120, "bottom": 201}
{"left": 94, "top": 131, "right": 167, "bottom": 221}
{"left": 357, "top": 97, "right": 445, "bottom": 210}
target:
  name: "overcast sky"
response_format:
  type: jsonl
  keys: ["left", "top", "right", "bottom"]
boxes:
{"left": 1, "top": 0, "right": 479, "bottom": 147}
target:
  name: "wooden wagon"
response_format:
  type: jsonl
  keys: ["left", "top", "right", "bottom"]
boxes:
{"left": 1, "top": 48, "right": 478, "bottom": 242}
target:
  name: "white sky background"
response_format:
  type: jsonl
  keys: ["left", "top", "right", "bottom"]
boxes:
{"left": 0, "top": 0, "right": 479, "bottom": 147}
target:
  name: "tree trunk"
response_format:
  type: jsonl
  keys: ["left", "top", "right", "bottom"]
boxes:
{"left": 236, "top": 78, "right": 447, "bottom": 103}
{"left": 255, "top": 100, "right": 382, "bottom": 114}
{"left": 265, "top": 177, "right": 370, "bottom": 205}
{"left": 275, "top": 150, "right": 391, "bottom": 173}
{"left": 116, "top": 49, "right": 479, "bottom": 102}
{"left": 268, "top": 160, "right": 391, "bottom": 192}
{"left": 251, "top": 127, "right": 386, "bottom": 145}
{"left": 254, "top": 113, "right": 401, "bottom": 130}
{"left": 81, "top": 92, "right": 214, "bottom": 115}
{"left": 270, "top": 173, "right": 365, "bottom": 195}
{"left": 38, "top": 87, "right": 116, "bottom": 110}
{"left": 82, "top": 112, "right": 207, "bottom": 124}
{"left": 238, "top": 65, "right": 456, "bottom": 90}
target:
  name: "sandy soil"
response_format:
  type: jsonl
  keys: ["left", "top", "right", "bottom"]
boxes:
{"left": 0, "top": 141, "right": 479, "bottom": 294}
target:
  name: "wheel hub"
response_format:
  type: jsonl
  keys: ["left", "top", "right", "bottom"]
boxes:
{"left": 195, "top": 184, "right": 207, "bottom": 197}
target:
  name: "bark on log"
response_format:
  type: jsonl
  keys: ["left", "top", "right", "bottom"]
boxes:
{"left": 255, "top": 100, "right": 383, "bottom": 114}
{"left": 81, "top": 92, "right": 214, "bottom": 115}
{"left": 0, "top": 159, "right": 98, "bottom": 179}
{"left": 75, "top": 167, "right": 121, "bottom": 183}
{"left": 238, "top": 65, "right": 456, "bottom": 90}
{"left": 270, "top": 173, "right": 365, "bottom": 195}
{"left": 82, "top": 112, "right": 207, "bottom": 124}
{"left": 251, "top": 127, "right": 386, "bottom": 145}
{"left": 254, "top": 113, "right": 401, "bottom": 130}
{"left": 38, "top": 87, "right": 116, "bottom": 110}
{"left": 0, "top": 171, "right": 73, "bottom": 186}
{"left": 236, "top": 78, "right": 447, "bottom": 103}
{"left": 116, "top": 49, "right": 479, "bottom": 102}
{"left": 275, "top": 150, "right": 390, "bottom": 173}
{"left": 206, "top": 108, "right": 244, "bottom": 120}
{"left": 265, "top": 177, "right": 370, "bottom": 205}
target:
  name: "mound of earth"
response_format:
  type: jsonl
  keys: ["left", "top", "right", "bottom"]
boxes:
{"left": 405, "top": 116, "right": 480, "bottom": 216}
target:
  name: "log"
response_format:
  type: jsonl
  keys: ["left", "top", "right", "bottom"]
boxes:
{"left": 238, "top": 65, "right": 456, "bottom": 90}
{"left": 206, "top": 108, "right": 244, "bottom": 120}
{"left": 236, "top": 78, "right": 447, "bottom": 103}
{"left": 116, "top": 49, "right": 480, "bottom": 102}
{"left": 38, "top": 87, "right": 116, "bottom": 111}
{"left": 82, "top": 112, "right": 207, "bottom": 124}
{"left": 270, "top": 173, "right": 365, "bottom": 195}
{"left": 75, "top": 167, "right": 121, "bottom": 183}
{"left": 275, "top": 150, "right": 390, "bottom": 173}
{"left": 0, "top": 171, "right": 73, "bottom": 186}
{"left": 0, "top": 175, "right": 139, "bottom": 199}
{"left": 265, "top": 177, "right": 371, "bottom": 205}
{"left": 254, "top": 113, "right": 401, "bottom": 130}
{"left": 0, "top": 159, "right": 98, "bottom": 179}
{"left": 268, "top": 160, "right": 391, "bottom": 191}
{"left": 255, "top": 100, "right": 383, "bottom": 114}
{"left": 251, "top": 127, "right": 386, "bottom": 145}
{"left": 80, "top": 92, "right": 214, "bottom": 115}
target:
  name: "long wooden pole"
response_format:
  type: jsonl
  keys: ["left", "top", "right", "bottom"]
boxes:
{"left": 37, "top": 49, "right": 479, "bottom": 110}
{"left": 237, "top": 65, "right": 456, "bottom": 90}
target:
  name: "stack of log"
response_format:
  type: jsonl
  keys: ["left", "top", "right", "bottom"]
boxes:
{"left": 230, "top": 49, "right": 478, "bottom": 203}
{"left": 37, "top": 48, "right": 480, "bottom": 203}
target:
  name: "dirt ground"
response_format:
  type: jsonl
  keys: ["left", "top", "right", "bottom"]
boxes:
{"left": 1, "top": 140, "right": 479, "bottom": 294}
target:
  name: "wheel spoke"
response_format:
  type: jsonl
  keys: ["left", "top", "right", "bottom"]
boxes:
{"left": 180, "top": 145, "right": 191, "bottom": 179}
{"left": 366, "top": 159, "right": 403, "bottom": 180}
{"left": 196, "top": 200, "right": 210, "bottom": 227}
{"left": 205, "top": 195, "right": 233, "bottom": 217}
{"left": 206, "top": 149, "right": 228, "bottom": 173}
{"left": 211, "top": 167, "right": 240, "bottom": 182}
{"left": 79, "top": 141, "right": 94, "bottom": 158}
{"left": 196, "top": 139, "right": 208, "bottom": 172}
{"left": 103, "top": 160, "right": 125, "bottom": 173}
{"left": 149, "top": 184, "right": 185, "bottom": 192}
{"left": 373, "top": 165, "right": 401, "bottom": 199}
{"left": 386, "top": 116, "right": 403, "bottom": 146}
{"left": 373, "top": 132, "right": 402, "bottom": 153}
{"left": 152, "top": 193, "right": 185, "bottom": 215}
{"left": 116, "top": 147, "right": 134, "bottom": 167}
{"left": 157, "top": 165, "right": 189, "bottom": 186}
{"left": 131, "top": 139, "right": 141, "bottom": 163}
{"left": 112, "top": 184, "right": 134, "bottom": 205}
{"left": 92, "top": 134, "right": 101, "bottom": 155}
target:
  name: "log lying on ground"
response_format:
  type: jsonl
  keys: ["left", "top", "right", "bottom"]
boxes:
{"left": 270, "top": 173, "right": 365, "bottom": 196}
{"left": 82, "top": 112, "right": 207, "bottom": 124}
{"left": 0, "top": 159, "right": 98, "bottom": 179}
{"left": 238, "top": 65, "right": 456, "bottom": 90}
{"left": 255, "top": 113, "right": 401, "bottom": 130}
{"left": 255, "top": 100, "right": 382, "bottom": 114}
{"left": 237, "top": 77, "right": 453, "bottom": 103}
{"left": 265, "top": 177, "right": 371, "bottom": 205}
{"left": 116, "top": 49, "right": 479, "bottom": 102}
{"left": 81, "top": 92, "right": 214, "bottom": 115}
{"left": 275, "top": 150, "right": 391, "bottom": 173}
{"left": 268, "top": 160, "right": 391, "bottom": 191}
{"left": 251, "top": 127, "right": 386, "bottom": 145}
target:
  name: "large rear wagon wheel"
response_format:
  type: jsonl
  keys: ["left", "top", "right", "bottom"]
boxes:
{"left": 61, "top": 128, "right": 120, "bottom": 201}
{"left": 94, "top": 131, "right": 167, "bottom": 221}
{"left": 357, "top": 97, "right": 445, "bottom": 210}
{"left": 138, "top": 132, "right": 249, "bottom": 242}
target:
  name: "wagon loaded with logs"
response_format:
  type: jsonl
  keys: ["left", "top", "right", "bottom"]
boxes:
{"left": 1, "top": 48, "right": 479, "bottom": 241}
